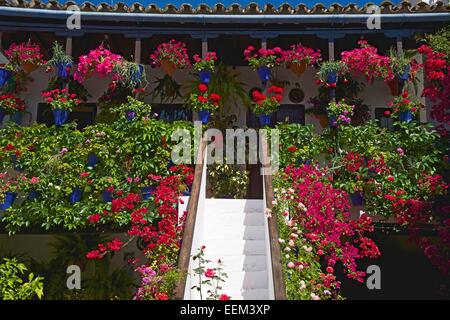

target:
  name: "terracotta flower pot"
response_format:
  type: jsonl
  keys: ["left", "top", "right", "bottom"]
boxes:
{"left": 314, "top": 114, "right": 329, "bottom": 128}
{"left": 160, "top": 60, "right": 177, "bottom": 77}
{"left": 387, "top": 79, "right": 399, "bottom": 96}
{"left": 21, "top": 61, "right": 38, "bottom": 74}
{"left": 288, "top": 61, "right": 307, "bottom": 76}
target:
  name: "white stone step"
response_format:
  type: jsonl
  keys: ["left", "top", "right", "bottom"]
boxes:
{"left": 202, "top": 239, "right": 266, "bottom": 256}
{"left": 203, "top": 225, "right": 266, "bottom": 240}
{"left": 222, "top": 270, "right": 268, "bottom": 290}
{"left": 203, "top": 212, "right": 265, "bottom": 226}
{"left": 206, "top": 255, "right": 267, "bottom": 272}
{"left": 205, "top": 199, "right": 263, "bottom": 213}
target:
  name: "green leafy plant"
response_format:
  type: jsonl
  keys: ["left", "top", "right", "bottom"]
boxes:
{"left": 46, "top": 41, "right": 73, "bottom": 68}
{"left": 110, "top": 96, "right": 152, "bottom": 119}
{"left": 113, "top": 61, "right": 147, "bottom": 89}
{"left": 0, "top": 257, "right": 44, "bottom": 300}
{"left": 208, "top": 161, "right": 249, "bottom": 199}
{"left": 317, "top": 61, "right": 347, "bottom": 82}
{"left": 151, "top": 74, "right": 182, "bottom": 104}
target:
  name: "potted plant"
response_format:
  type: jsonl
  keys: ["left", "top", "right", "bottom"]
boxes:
{"left": 251, "top": 85, "right": 283, "bottom": 127}
{"left": 46, "top": 41, "right": 73, "bottom": 79}
{"left": 244, "top": 46, "right": 284, "bottom": 84}
{"left": 341, "top": 40, "right": 393, "bottom": 83}
{"left": 188, "top": 83, "right": 220, "bottom": 124}
{"left": 0, "top": 173, "right": 19, "bottom": 210}
{"left": 386, "top": 91, "right": 422, "bottom": 123}
{"left": 94, "top": 176, "right": 118, "bottom": 203}
{"left": 73, "top": 44, "right": 123, "bottom": 83}
{"left": 192, "top": 51, "right": 217, "bottom": 84}
{"left": 327, "top": 100, "right": 354, "bottom": 127}
{"left": 318, "top": 61, "right": 347, "bottom": 85}
{"left": 0, "top": 64, "right": 14, "bottom": 89}
{"left": 282, "top": 44, "right": 322, "bottom": 76}
{"left": 111, "top": 96, "right": 152, "bottom": 121}
{"left": 113, "top": 60, "right": 147, "bottom": 89}
{"left": 4, "top": 41, "right": 44, "bottom": 74}
{"left": 40, "top": 88, "right": 81, "bottom": 126}
{"left": 150, "top": 40, "right": 191, "bottom": 77}
{"left": 138, "top": 173, "right": 161, "bottom": 200}
{"left": 0, "top": 93, "right": 26, "bottom": 124}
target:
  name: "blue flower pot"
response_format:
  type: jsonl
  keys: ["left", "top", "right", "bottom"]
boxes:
{"left": 27, "top": 190, "right": 39, "bottom": 201}
{"left": 0, "top": 68, "right": 12, "bottom": 88}
{"left": 257, "top": 66, "right": 271, "bottom": 84}
{"left": 399, "top": 110, "right": 413, "bottom": 123}
{"left": 69, "top": 187, "right": 82, "bottom": 204}
{"left": 141, "top": 186, "right": 156, "bottom": 200}
{"left": 326, "top": 72, "right": 338, "bottom": 84}
{"left": 198, "top": 109, "right": 211, "bottom": 124}
{"left": 199, "top": 70, "right": 212, "bottom": 84}
{"left": 328, "top": 115, "right": 337, "bottom": 128}
{"left": 10, "top": 112, "right": 22, "bottom": 125}
{"left": 131, "top": 64, "right": 144, "bottom": 84}
{"left": 125, "top": 109, "right": 137, "bottom": 121}
{"left": 52, "top": 108, "right": 70, "bottom": 126}
{"left": 1, "top": 192, "right": 17, "bottom": 210}
{"left": 350, "top": 192, "right": 364, "bottom": 206}
{"left": 258, "top": 114, "right": 272, "bottom": 127}
{"left": 57, "top": 62, "right": 72, "bottom": 78}
{"left": 299, "top": 158, "right": 312, "bottom": 165}
{"left": 102, "top": 190, "right": 114, "bottom": 203}
{"left": 0, "top": 108, "right": 6, "bottom": 123}
{"left": 398, "top": 65, "right": 410, "bottom": 82}
{"left": 10, "top": 154, "right": 23, "bottom": 172}
{"left": 87, "top": 153, "right": 100, "bottom": 168}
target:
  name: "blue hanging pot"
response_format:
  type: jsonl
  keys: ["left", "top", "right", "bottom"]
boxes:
{"left": 69, "top": 187, "right": 82, "bottom": 204}
{"left": 328, "top": 115, "right": 338, "bottom": 128}
{"left": 258, "top": 113, "right": 272, "bottom": 127}
{"left": 198, "top": 70, "right": 212, "bottom": 84}
{"left": 0, "top": 108, "right": 6, "bottom": 123}
{"left": 87, "top": 153, "right": 100, "bottom": 168}
{"left": 298, "top": 158, "right": 312, "bottom": 165}
{"left": 125, "top": 109, "right": 137, "bottom": 121}
{"left": 0, "top": 68, "right": 13, "bottom": 88}
{"left": 398, "top": 65, "right": 410, "bottom": 82}
{"left": 1, "top": 192, "right": 17, "bottom": 210}
{"left": 57, "top": 62, "right": 72, "bottom": 78}
{"left": 350, "top": 192, "right": 364, "bottom": 206}
{"left": 198, "top": 109, "right": 211, "bottom": 124}
{"left": 131, "top": 64, "right": 144, "bottom": 84}
{"left": 257, "top": 66, "right": 271, "bottom": 84}
{"left": 101, "top": 190, "right": 114, "bottom": 203}
{"left": 399, "top": 110, "right": 413, "bottom": 123}
{"left": 326, "top": 72, "right": 338, "bottom": 84}
{"left": 52, "top": 108, "right": 70, "bottom": 126}
{"left": 141, "top": 186, "right": 156, "bottom": 200}
{"left": 10, "top": 112, "right": 22, "bottom": 125}
{"left": 27, "top": 190, "right": 39, "bottom": 201}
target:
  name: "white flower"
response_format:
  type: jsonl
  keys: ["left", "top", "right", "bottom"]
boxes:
{"left": 310, "top": 293, "right": 320, "bottom": 300}
{"left": 297, "top": 202, "right": 307, "bottom": 212}
{"left": 284, "top": 247, "right": 291, "bottom": 252}
{"left": 278, "top": 238, "right": 285, "bottom": 244}
{"left": 271, "top": 200, "right": 277, "bottom": 206}
{"left": 265, "top": 208, "right": 272, "bottom": 218}
{"left": 288, "top": 188, "right": 295, "bottom": 194}
{"left": 290, "top": 233, "right": 298, "bottom": 239}
{"left": 298, "top": 264, "right": 304, "bottom": 271}
{"left": 54, "top": 186, "right": 61, "bottom": 190}
{"left": 323, "top": 290, "right": 331, "bottom": 295}
{"left": 303, "top": 245, "right": 313, "bottom": 252}
{"left": 300, "top": 280, "right": 306, "bottom": 290}
{"left": 48, "top": 182, "right": 53, "bottom": 187}
{"left": 288, "top": 240, "right": 295, "bottom": 247}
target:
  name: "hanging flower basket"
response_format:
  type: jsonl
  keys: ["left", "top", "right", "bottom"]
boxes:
{"left": 258, "top": 113, "right": 272, "bottom": 127}
{"left": 326, "top": 72, "right": 338, "bottom": 84}
{"left": 52, "top": 108, "right": 70, "bottom": 126}
{"left": 1, "top": 192, "right": 17, "bottom": 210}
{"left": 57, "top": 62, "right": 72, "bottom": 78}
{"left": 21, "top": 61, "right": 39, "bottom": 74}
{"left": 398, "top": 65, "right": 410, "bottom": 82}
{"left": 0, "top": 68, "right": 13, "bottom": 88}
{"left": 160, "top": 60, "right": 177, "bottom": 77}
{"left": 198, "top": 70, "right": 212, "bottom": 84}
{"left": 87, "top": 153, "right": 100, "bottom": 168}
{"left": 288, "top": 61, "right": 308, "bottom": 76}
{"left": 257, "top": 66, "right": 271, "bottom": 84}
{"left": 198, "top": 109, "right": 211, "bottom": 124}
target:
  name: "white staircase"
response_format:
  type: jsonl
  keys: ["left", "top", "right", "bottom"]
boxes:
{"left": 185, "top": 198, "right": 274, "bottom": 300}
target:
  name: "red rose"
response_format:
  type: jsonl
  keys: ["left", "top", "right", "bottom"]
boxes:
{"left": 198, "top": 84, "right": 208, "bottom": 93}
{"left": 219, "top": 294, "right": 230, "bottom": 300}
{"left": 287, "top": 145, "right": 298, "bottom": 152}
{"left": 87, "top": 213, "right": 101, "bottom": 224}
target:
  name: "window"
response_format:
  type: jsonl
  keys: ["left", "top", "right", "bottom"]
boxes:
{"left": 151, "top": 104, "right": 192, "bottom": 122}
{"left": 246, "top": 104, "right": 305, "bottom": 128}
